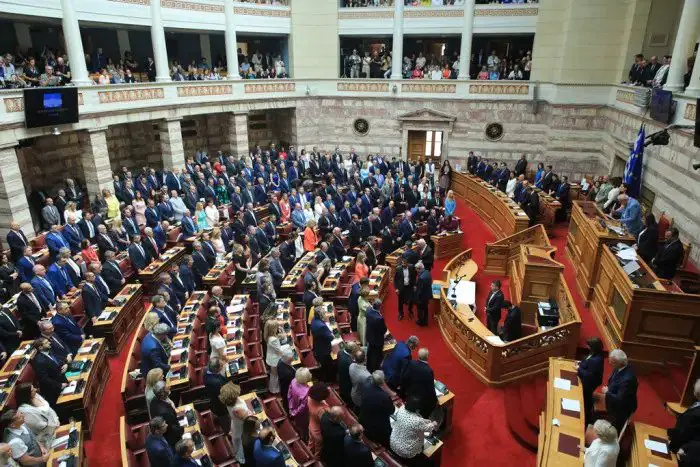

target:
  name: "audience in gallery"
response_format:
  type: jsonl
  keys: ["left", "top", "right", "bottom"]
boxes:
{"left": 344, "top": 0, "right": 537, "bottom": 7}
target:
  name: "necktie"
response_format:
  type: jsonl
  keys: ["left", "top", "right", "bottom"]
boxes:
{"left": 111, "top": 261, "right": 123, "bottom": 279}
{"left": 29, "top": 293, "right": 40, "bottom": 309}
{"left": 137, "top": 244, "right": 145, "bottom": 258}
{"left": 104, "top": 234, "right": 114, "bottom": 248}
{"left": 42, "top": 277, "right": 54, "bottom": 296}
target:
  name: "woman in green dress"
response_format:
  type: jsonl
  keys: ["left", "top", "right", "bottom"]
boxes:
{"left": 216, "top": 178, "right": 230, "bottom": 206}
{"left": 357, "top": 287, "right": 371, "bottom": 346}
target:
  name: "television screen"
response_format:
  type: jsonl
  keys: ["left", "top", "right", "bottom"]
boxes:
{"left": 23, "top": 87, "right": 79, "bottom": 129}
{"left": 649, "top": 88, "right": 673, "bottom": 124}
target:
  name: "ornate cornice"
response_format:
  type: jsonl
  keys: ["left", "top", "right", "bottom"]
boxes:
{"left": 615, "top": 89, "right": 637, "bottom": 105}
{"left": 337, "top": 82, "right": 389, "bottom": 92}
{"left": 108, "top": 0, "right": 149, "bottom": 4}
{"left": 404, "top": 9, "right": 463, "bottom": 18}
{"left": 244, "top": 82, "right": 296, "bottom": 94}
{"left": 469, "top": 83, "right": 529, "bottom": 95}
{"left": 402, "top": 83, "right": 456, "bottom": 94}
{"left": 98, "top": 87, "right": 165, "bottom": 104}
{"left": 684, "top": 102, "right": 697, "bottom": 121}
{"left": 162, "top": 0, "right": 223, "bottom": 12}
{"left": 475, "top": 7, "right": 538, "bottom": 16}
{"left": 176, "top": 84, "right": 233, "bottom": 97}
{"left": 234, "top": 6, "right": 290, "bottom": 17}
{"left": 107, "top": 0, "right": 291, "bottom": 15}
{"left": 338, "top": 10, "right": 393, "bottom": 19}
{"left": 4, "top": 93, "right": 84, "bottom": 113}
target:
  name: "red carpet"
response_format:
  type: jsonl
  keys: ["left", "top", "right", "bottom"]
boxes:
{"left": 85, "top": 197, "right": 684, "bottom": 466}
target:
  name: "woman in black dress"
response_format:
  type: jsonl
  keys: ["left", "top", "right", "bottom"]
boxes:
{"left": 0, "top": 253, "right": 19, "bottom": 302}
{"left": 637, "top": 213, "right": 660, "bottom": 264}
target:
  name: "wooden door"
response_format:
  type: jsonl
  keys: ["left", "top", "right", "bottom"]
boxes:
{"left": 408, "top": 130, "right": 426, "bottom": 162}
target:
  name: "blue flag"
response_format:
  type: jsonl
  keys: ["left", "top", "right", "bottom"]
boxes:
{"left": 623, "top": 125, "right": 645, "bottom": 198}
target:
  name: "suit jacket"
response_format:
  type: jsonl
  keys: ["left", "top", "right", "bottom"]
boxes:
{"left": 44, "top": 333, "right": 71, "bottom": 363}
{"left": 128, "top": 243, "right": 150, "bottom": 271}
{"left": 96, "top": 233, "right": 118, "bottom": 261}
{"left": 415, "top": 270, "right": 432, "bottom": 304}
{"left": 140, "top": 332, "right": 170, "bottom": 376}
{"left": 365, "top": 308, "right": 386, "bottom": 348}
{"left": 419, "top": 246, "right": 434, "bottom": 271}
{"left": 485, "top": 290, "right": 505, "bottom": 320}
{"left": 311, "top": 316, "right": 333, "bottom": 360}
{"left": 16, "top": 293, "right": 44, "bottom": 339}
{"left": 514, "top": 158, "right": 527, "bottom": 176}
{"left": 17, "top": 256, "right": 35, "bottom": 283}
{"left": 46, "top": 264, "right": 73, "bottom": 296}
{"left": 145, "top": 207, "right": 161, "bottom": 228}
{"left": 0, "top": 310, "right": 22, "bottom": 355}
{"left": 669, "top": 404, "right": 700, "bottom": 453}
{"left": 253, "top": 439, "right": 285, "bottom": 467}
{"left": 502, "top": 306, "right": 522, "bottom": 342}
{"left": 320, "top": 412, "right": 347, "bottom": 466}
{"left": 636, "top": 225, "right": 659, "bottom": 264}
{"left": 144, "top": 236, "right": 160, "bottom": 262}
{"left": 62, "top": 224, "right": 84, "bottom": 254}
{"left": 605, "top": 365, "right": 638, "bottom": 422}
{"left": 577, "top": 352, "right": 604, "bottom": 395}
{"left": 31, "top": 351, "right": 68, "bottom": 406}
{"left": 102, "top": 260, "right": 124, "bottom": 296}
{"left": 82, "top": 282, "right": 107, "bottom": 319}
{"left": 277, "top": 360, "right": 296, "bottom": 408}
{"left": 145, "top": 434, "right": 175, "bottom": 467}
{"left": 204, "top": 370, "right": 228, "bottom": 417}
{"left": 149, "top": 398, "right": 185, "bottom": 447}
{"left": 78, "top": 218, "right": 96, "bottom": 240}
{"left": 41, "top": 205, "right": 61, "bottom": 228}
{"left": 401, "top": 360, "right": 437, "bottom": 417}
{"left": 191, "top": 251, "right": 210, "bottom": 280}
{"left": 382, "top": 340, "right": 412, "bottom": 388}
{"left": 46, "top": 232, "right": 69, "bottom": 256}
{"left": 399, "top": 219, "right": 416, "bottom": 243}
{"left": 359, "top": 381, "right": 394, "bottom": 443}
{"left": 179, "top": 264, "right": 196, "bottom": 293}
{"left": 344, "top": 436, "right": 374, "bottom": 467}
{"left": 51, "top": 313, "right": 83, "bottom": 355}
{"left": 337, "top": 349, "right": 354, "bottom": 403}
{"left": 654, "top": 239, "right": 684, "bottom": 279}
{"left": 30, "top": 276, "right": 56, "bottom": 308}
{"left": 6, "top": 230, "right": 29, "bottom": 262}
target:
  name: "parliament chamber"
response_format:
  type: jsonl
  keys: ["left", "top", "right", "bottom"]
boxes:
{"left": 1, "top": 0, "right": 700, "bottom": 465}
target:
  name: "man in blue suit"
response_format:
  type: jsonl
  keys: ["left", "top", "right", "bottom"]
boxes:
{"left": 616, "top": 194, "right": 643, "bottom": 237}
{"left": 291, "top": 203, "right": 306, "bottom": 230}
{"left": 254, "top": 177, "right": 268, "bottom": 205}
{"left": 82, "top": 272, "right": 110, "bottom": 325}
{"left": 45, "top": 225, "right": 69, "bottom": 259}
{"left": 30, "top": 265, "right": 57, "bottom": 309}
{"left": 180, "top": 210, "right": 197, "bottom": 238}
{"left": 383, "top": 335, "right": 419, "bottom": 390}
{"left": 153, "top": 221, "right": 167, "bottom": 252}
{"left": 151, "top": 295, "right": 176, "bottom": 336}
{"left": 365, "top": 299, "right": 387, "bottom": 373}
{"left": 62, "top": 216, "right": 83, "bottom": 254}
{"left": 165, "top": 169, "right": 183, "bottom": 193}
{"left": 359, "top": 371, "right": 394, "bottom": 448}
{"left": 46, "top": 258, "right": 74, "bottom": 298}
{"left": 140, "top": 323, "right": 171, "bottom": 376}
{"left": 253, "top": 429, "right": 286, "bottom": 467}
{"left": 178, "top": 256, "right": 196, "bottom": 295}
{"left": 597, "top": 349, "right": 638, "bottom": 432}
{"left": 128, "top": 235, "right": 150, "bottom": 272}
{"left": 399, "top": 211, "right": 416, "bottom": 243}
{"left": 6, "top": 222, "right": 29, "bottom": 263}
{"left": 360, "top": 189, "right": 372, "bottom": 218}
{"left": 311, "top": 306, "right": 335, "bottom": 382}
{"left": 577, "top": 337, "right": 604, "bottom": 424}
{"left": 414, "top": 261, "right": 432, "bottom": 327}
{"left": 51, "top": 302, "right": 84, "bottom": 355}
{"left": 145, "top": 199, "right": 161, "bottom": 228}
{"left": 17, "top": 246, "right": 36, "bottom": 283}
{"left": 145, "top": 417, "right": 175, "bottom": 467}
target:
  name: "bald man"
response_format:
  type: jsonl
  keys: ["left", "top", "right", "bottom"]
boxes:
{"left": 320, "top": 406, "right": 347, "bottom": 466}
{"left": 16, "top": 283, "right": 44, "bottom": 340}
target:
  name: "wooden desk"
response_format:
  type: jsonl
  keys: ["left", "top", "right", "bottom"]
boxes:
{"left": 241, "top": 392, "right": 300, "bottom": 466}
{"left": 202, "top": 259, "right": 235, "bottom": 293}
{"left": 367, "top": 265, "right": 390, "bottom": 300}
{"left": 590, "top": 243, "right": 700, "bottom": 366}
{"left": 450, "top": 172, "right": 529, "bottom": 239}
{"left": 537, "top": 358, "right": 585, "bottom": 467}
{"left": 138, "top": 245, "right": 186, "bottom": 287}
{"left": 280, "top": 251, "right": 316, "bottom": 294}
{"left": 93, "top": 284, "right": 144, "bottom": 354}
{"left": 274, "top": 298, "right": 303, "bottom": 366}
{"left": 57, "top": 338, "right": 109, "bottom": 436}
{"left": 386, "top": 245, "right": 408, "bottom": 272}
{"left": 535, "top": 188, "right": 562, "bottom": 229}
{"left": 629, "top": 422, "right": 678, "bottom": 467}
{"left": 224, "top": 295, "right": 252, "bottom": 378}
{"left": 565, "top": 201, "right": 635, "bottom": 306}
{"left": 175, "top": 404, "right": 214, "bottom": 463}
{"left": 240, "top": 251, "right": 271, "bottom": 293}
{"left": 47, "top": 421, "right": 86, "bottom": 466}
{"left": 431, "top": 231, "right": 464, "bottom": 260}
{"left": 320, "top": 256, "right": 354, "bottom": 296}
{"left": 167, "top": 292, "right": 210, "bottom": 389}
{"left": 0, "top": 342, "right": 35, "bottom": 412}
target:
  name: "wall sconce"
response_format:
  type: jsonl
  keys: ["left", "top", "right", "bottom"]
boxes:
{"left": 51, "top": 127, "right": 61, "bottom": 136}
{"left": 305, "top": 85, "right": 311, "bottom": 96}
{"left": 392, "top": 84, "right": 398, "bottom": 94}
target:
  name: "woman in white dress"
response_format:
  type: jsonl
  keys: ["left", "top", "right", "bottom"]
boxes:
{"left": 220, "top": 382, "right": 252, "bottom": 465}
{"left": 584, "top": 419, "right": 619, "bottom": 467}
{"left": 506, "top": 172, "right": 518, "bottom": 198}
{"left": 303, "top": 202, "right": 315, "bottom": 224}
{"left": 15, "top": 383, "right": 60, "bottom": 447}
{"left": 209, "top": 326, "right": 227, "bottom": 368}
{"left": 313, "top": 196, "right": 324, "bottom": 221}
{"left": 144, "top": 368, "right": 164, "bottom": 418}
{"left": 210, "top": 227, "right": 226, "bottom": 257}
{"left": 204, "top": 199, "right": 220, "bottom": 227}
{"left": 264, "top": 320, "right": 289, "bottom": 394}
{"left": 63, "top": 201, "right": 82, "bottom": 223}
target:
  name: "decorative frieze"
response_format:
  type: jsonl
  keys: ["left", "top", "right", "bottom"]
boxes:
{"left": 475, "top": 7, "right": 538, "bottom": 16}
{"left": 469, "top": 84, "right": 529, "bottom": 95}
{"left": 234, "top": 6, "right": 290, "bottom": 17}
{"left": 338, "top": 9, "right": 393, "bottom": 19}
{"left": 402, "top": 83, "right": 456, "bottom": 94}
{"left": 98, "top": 87, "right": 165, "bottom": 104}
{"left": 244, "top": 82, "right": 296, "bottom": 94}
{"left": 615, "top": 89, "right": 637, "bottom": 105}
{"left": 684, "top": 102, "right": 697, "bottom": 121}
{"left": 177, "top": 85, "right": 233, "bottom": 97}
{"left": 162, "top": 0, "right": 223, "bottom": 12}
{"left": 337, "top": 82, "right": 389, "bottom": 92}
{"left": 404, "top": 9, "right": 463, "bottom": 18}
{"left": 3, "top": 98, "right": 24, "bottom": 113}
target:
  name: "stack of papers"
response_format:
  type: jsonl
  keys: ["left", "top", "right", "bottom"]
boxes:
{"left": 616, "top": 248, "right": 638, "bottom": 261}
{"left": 51, "top": 434, "right": 70, "bottom": 449}
{"left": 561, "top": 398, "right": 581, "bottom": 412}
{"left": 553, "top": 378, "right": 571, "bottom": 391}
{"left": 77, "top": 346, "right": 93, "bottom": 354}
{"left": 644, "top": 439, "right": 668, "bottom": 454}
{"left": 61, "top": 381, "right": 78, "bottom": 395}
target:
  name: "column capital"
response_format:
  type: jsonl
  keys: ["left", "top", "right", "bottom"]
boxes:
{"left": 0, "top": 141, "right": 19, "bottom": 151}
{"left": 86, "top": 126, "right": 109, "bottom": 134}
{"left": 232, "top": 110, "right": 249, "bottom": 117}
{"left": 163, "top": 117, "right": 183, "bottom": 123}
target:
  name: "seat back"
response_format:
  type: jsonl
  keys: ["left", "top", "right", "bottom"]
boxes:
{"left": 126, "top": 422, "right": 150, "bottom": 451}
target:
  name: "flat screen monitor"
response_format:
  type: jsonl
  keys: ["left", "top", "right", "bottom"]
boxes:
{"left": 649, "top": 88, "right": 673, "bottom": 124}
{"left": 23, "top": 87, "right": 79, "bottom": 129}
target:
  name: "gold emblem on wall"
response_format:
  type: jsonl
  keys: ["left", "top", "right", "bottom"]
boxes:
{"left": 485, "top": 123, "right": 504, "bottom": 142}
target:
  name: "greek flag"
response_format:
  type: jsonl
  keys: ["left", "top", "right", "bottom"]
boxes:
{"left": 623, "top": 125, "right": 645, "bottom": 198}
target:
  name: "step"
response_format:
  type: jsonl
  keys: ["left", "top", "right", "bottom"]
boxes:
{"left": 504, "top": 385, "right": 538, "bottom": 451}
{"left": 519, "top": 379, "right": 540, "bottom": 433}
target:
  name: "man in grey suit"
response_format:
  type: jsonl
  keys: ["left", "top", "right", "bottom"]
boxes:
{"left": 41, "top": 198, "right": 61, "bottom": 230}
{"left": 269, "top": 247, "right": 285, "bottom": 292}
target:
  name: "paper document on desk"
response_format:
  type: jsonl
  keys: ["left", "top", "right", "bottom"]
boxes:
{"left": 61, "top": 381, "right": 77, "bottom": 395}
{"left": 623, "top": 260, "right": 640, "bottom": 275}
{"left": 553, "top": 378, "right": 571, "bottom": 391}
{"left": 561, "top": 398, "right": 581, "bottom": 412}
{"left": 485, "top": 335, "right": 504, "bottom": 346}
{"left": 616, "top": 248, "right": 638, "bottom": 261}
{"left": 450, "top": 280, "right": 476, "bottom": 306}
{"left": 52, "top": 435, "right": 69, "bottom": 449}
{"left": 644, "top": 439, "right": 668, "bottom": 454}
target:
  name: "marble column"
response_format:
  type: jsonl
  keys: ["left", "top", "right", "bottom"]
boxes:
{"left": 665, "top": 0, "right": 700, "bottom": 92}
{"left": 117, "top": 30, "right": 132, "bottom": 58}
{"left": 150, "top": 0, "right": 171, "bottom": 82}
{"left": 457, "top": 0, "right": 476, "bottom": 79}
{"left": 159, "top": 118, "right": 186, "bottom": 170}
{"left": 684, "top": 39, "right": 700, "bottom": 96}
{"left": 200, "top": 34, "right": 212, "bottom": 67}
{"left": 224, "top": 0, "right": 241, "bottom": 79}
{"left": 59, "top": 0, "right": 90, "bottom": 85}
{"left": 0, "top": 143, "right": 34, "bottom": 238}
{"left": 390, "top": 0, "right": 405, "bottom": 80}
{"left": 229, "top": 112, "right": 249, "bottom": 157}
{"left": 79, "top": 128, "right": 114, "bottom": 201}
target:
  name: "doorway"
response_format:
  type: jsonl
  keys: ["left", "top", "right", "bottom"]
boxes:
{"left": 407, "top": 130, "right": 443, "bottom": 162}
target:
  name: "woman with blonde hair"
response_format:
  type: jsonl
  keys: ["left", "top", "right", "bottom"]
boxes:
{"left": 63, "top": 201, "right": 82, "bottom": 223}
{"left": 357, "top": 287, "right": 371, "bottom": 345}
{"left": 264, "top": 319, "right": 289, "bottom": 394}
{"left": 194, "top": 201, "right": 208, "bottom": 230}
{"left": 144, "top": 368, "right": 164, "bottom": 417}
{"left": 103, "top": 188, "right": 121, "bottom": 220}
{"left": 584, "top": 419, "right": 619, "bottom": 467}
{"left": 109, "top": 217, "right": 130, "bottom": 250}
{"left": 354, "top": 251, "right": 369, "bottom": 280}
{"left": 143, "top": 311, "right": 160, "bottom": 333}
{"left": 288, "top": 367, "right": 312, "bottom": 440}
{"left": 303, "top": 202, "right": 315, "bottom": 224}
{"left": 444, "top": 189, "right": 456, "bottom": 216}
{"left": 219, "top": 382, "right": 252, "bottom": 464}
{"left": 210, "top": 227, "right": 225, "bottom": 256}
{"left": 303, "top": 219, "right": 318, "bottom": 252}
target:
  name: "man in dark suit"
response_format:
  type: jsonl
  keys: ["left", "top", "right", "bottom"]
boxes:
{"left": 277, "top": 349, "right": 296, "bottom": 414}
{"left": 39, "top": 319, "right": 72, "bottom": 364}
{"left": 414, "top": 262, "right": 432, "bottom": 327}
{"left": 17, "top": 246, "right": 36, "bottom": 284}
{"left": 399, "top": 212, "right": 417, "bottom": 243}
{"left": 140, "top": 324, "right": 171, "bottom": 376}
{"left": 254, "top": 428, "right": 286, "bottom": 466}
{"left": 96, "top": 225, "right": 118, "bottom": 261}
{"left": 149, "top": 381, "right": 185, "bottom": 448}
{"left": 514, "top": 154, "right": 528, "bottom": 177}
{"left": 145, "top": 417, "right": 175, "bottom": 466}
{"left": 416, "top": 239, "right": 434, "bottom": 272}
{"left": 29, "top": 265, "right": 56, "bottom": 310}
{"left": 82, "top": 272, "right": 110, "bottom": 325}
{"left": 62, "top": 217, "right": 84, "bottom": 254}
{"left": 128, "top": 235, "right": 150, "bottom": 272}
{"left": 652, "top": 227, "right": 684, "bottom": 279}
{"left": 577, "top": 337, "right": 604, "bottom": 424}
{"left": 320, "top": 407, "right": 347, "bottom": 467}
{"left": 31, "top": 337, "right": 69, "bottom": 406}
{"left": 311, "top": 307, "right": 334, "bottom": 382}
{"left": 330, "top": 228, "right": 346, "bottom": 260}
{"left": 359, "top": 370, "right": 394, "bottom": 448}
{"left": 365, "top": 299, "right": 387, "bottom": 373}
{"left": 191, "top": 243, "right": 210, "bottom": 286}
{"left": 501, "top": 301, "right": 522, "bottom": 343}
{"left": 668, "top": 378, "right": 700, "bottom": 455}
{"left": 523, "top": 186, "right": 540, "bottom": 227}
{"left": 540, "top": 165, "right": 554, "bottom": 193}
{"left": 51, "top": 302, "right": 84, "bottom": 355}
{"left": 78, "top": 212, "right": 97, "bottom": 241}
{"left": 204, "top": 358, "right": 230, "bottom": 430}
{"left": 0, "top": 305, "right": 23, "bottom": 356}
{"left": 16, "top": 282, "right": 45, "bottom": 340}
{"left": 400, "top": 348, "right": 438, "bottom": 419}
{"left": 102, "top": 250, "right": 125, "bottom": 296}
{"left": 597, "top": 349, "right": 638, "bottom": 432}
{"left": 485, "top": 279, "right": 505, "bottom": 334}
{"left": 344, "top": 425, "right": 374, "bottom": 467}
{"left": 348, "top": 278, "right": 368, "bottom": 332}
{"left": 6, "top": 222, "right": 29, "bottom": 263}
{"left": 337, "top": 341, "right": 359, "bottom": 406}
{"left": 382, "top": 336, "right": 419, "bottom": 391}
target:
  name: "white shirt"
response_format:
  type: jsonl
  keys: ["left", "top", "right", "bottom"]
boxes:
{"left": 204, "top": 205, "right": 220, "bottom": 226}
{"left": 605, "top": 187, "right": 621, "bottom": 209}
{"left": 584, "top": 439, "right": 619, "bottom": 467}
{"left": 209, "top": 334, "right": 226, "bottom": 362}
{"left": 506, "top": 178, "right": 517, "bottom": 198}
{"left": 389, "top": 406, "right": 433, "bottom": 459}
